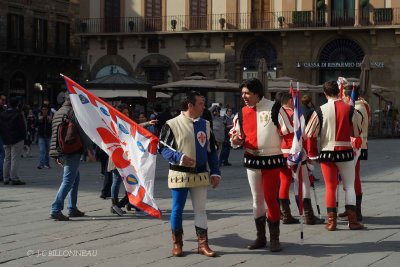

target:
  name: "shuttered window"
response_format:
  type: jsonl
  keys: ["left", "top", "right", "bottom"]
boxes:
{"left": 190, "top": 0, "right": 207, "bottom": 30}
{"left": 145, "top": 0, "right": 162, "bottom": 31}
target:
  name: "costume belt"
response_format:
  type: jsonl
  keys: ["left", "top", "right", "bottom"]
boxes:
{"left": 169, "top": 164, "right": 207, "bottom": 174}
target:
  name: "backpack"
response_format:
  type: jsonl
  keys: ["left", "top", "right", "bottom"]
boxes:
{"left": 57, "top": 112, "right": 83, "bottom": 154}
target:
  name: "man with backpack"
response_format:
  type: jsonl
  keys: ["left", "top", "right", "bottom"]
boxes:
{"left": 49, "top": 92, "right": 95, "bottom": 221}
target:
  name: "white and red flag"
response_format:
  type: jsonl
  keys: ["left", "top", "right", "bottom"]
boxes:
{"left": 63, "top": 75, "right": 161, "bottom": 218}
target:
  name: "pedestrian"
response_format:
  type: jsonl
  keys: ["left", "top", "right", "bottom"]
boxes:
{"left": 210, "top": 106, "right": 225, "bottom": 157}
{"left": 219, "top": 108, "right": 233, "bottom": 166}
{"left": 158, "top": 91, "right": 221, "bottom": 257}
{"left": 49, "top": 92, "right": 95, "bottom": 221}
{"left": 276, "top": 91, "right": 324, "bottom": 225}
{"left": 339, "top": 84, "right": 371, "bottom": 221}
{"left": 305, "top": 80, "right": 364, "bottom": 231}
{"left": 230, "top": 78, "right": 286, "bottom": 252}
{"left": 0, "top": 94, "right": 6, "bottom": 181}
{"left": 23, "top": 109, "right": 36, "bottom": 158}
{"left": 275, "top": 92, "right": 299, "bottom": 224}
{"left": 0, "top": 97, "right": 26, "bottom": 185}
{"left": 37, "top": 106, "right": 52, "bottom": 169}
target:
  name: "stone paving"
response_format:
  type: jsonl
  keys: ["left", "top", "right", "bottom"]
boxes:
{"left": 0, "top": 139, "right": 399, "bottom": 267}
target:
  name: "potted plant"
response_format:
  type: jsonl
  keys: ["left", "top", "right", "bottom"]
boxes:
{"left": 219, "top": 18, "right": 226, "bottom": 29}
{"left": 128, "top": 21, "right": 135, "bottom": 31}
{"left": 278, "top": 16, "right": 285, "bottom": 27}
{"left": 317, "top": 0, "right": 325, "bottom": 10}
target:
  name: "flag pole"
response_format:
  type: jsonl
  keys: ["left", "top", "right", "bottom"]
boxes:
{"left": 297, "top": 82, "right": 304, "bottom": 243}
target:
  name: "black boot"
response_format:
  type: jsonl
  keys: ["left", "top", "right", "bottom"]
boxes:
{"left": 303, "top": 198, "right": 325, "bottom": 225}
{"left": 267, "top": 219, "right": 282, "bottom": 252}
{"left": 247, "top": 216, "right": 267, "bottom": 250}
{"left": 280, "top": 199, "right": 299, "bottom": 224}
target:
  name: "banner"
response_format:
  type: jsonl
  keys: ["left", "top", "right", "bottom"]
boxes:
{"left": 63, "top": 75, "right": 161, "bottom": 218}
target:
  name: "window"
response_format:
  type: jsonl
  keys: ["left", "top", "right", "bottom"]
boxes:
{"left": 56, "top": 22, "right": 70, "bottom": 55}
{"left": 331, "top": 0, "right": 355, "bottom": 26}
{"left": 33, "top": 18, "right": 48, "bottom": 53}
{"left": 96, "top": 65, "right": 128, "bottom": 79}
{"left": 190, "top": 0, "right": 207, "bottom": 30}
{"left": 145, "top": 0, "right": 162, "bottom": 31}
{"left": 147, "top": 36, "right": 159, "bottom": 53}
{"left": 107, "top": 40, "right": 118, "bottom": 55}
{"left": 251, "top": 0, "right": 271, "bottom": 29}
{"left": 7, "top": 13, "right": 24, "bottom": 51}
{"left": 104, "top": 0, "right": 120, "bottom": 32}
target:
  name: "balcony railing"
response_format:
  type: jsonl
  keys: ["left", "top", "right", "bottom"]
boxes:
{"left": 76, "top": 8, "right": 400, "bottom": 34}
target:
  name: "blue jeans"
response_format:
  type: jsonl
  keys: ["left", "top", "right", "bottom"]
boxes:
{"left": 111, "top": 169, "right": 122, "bottom": 199}
{"left": 171, "top": 188, "right": 189, "bottom": 230}
{"left": 51, "top": 153, "right": 81, "bottom": 215}
{"left": 38, "top": 137, "right": 50, "bottom": 167}
{"left": 219, "top": 142, "right": 231, "bottom": 165}
{"left": 0, "top": 136, "right": 4, "bottom": 178}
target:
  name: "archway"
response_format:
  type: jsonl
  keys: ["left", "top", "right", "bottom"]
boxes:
{"left": 241, "top": 39, "right": 277, "bottom": 80}
{"left": 318, "top": 38, "right": 364, "bottom": 84}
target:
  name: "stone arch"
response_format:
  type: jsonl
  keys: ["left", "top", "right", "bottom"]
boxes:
{"left": 90, "top": 55, "right": 134, "bottom": 79}
{"left": 135, "top": 54, "right": 179, "bottom": 81}
{"left": 240, "top": 38, "right": 278, "bottom": 71}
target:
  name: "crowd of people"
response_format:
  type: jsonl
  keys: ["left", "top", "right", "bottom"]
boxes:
{"left": 0, "top": 76, "right": 371, "bottom": 256}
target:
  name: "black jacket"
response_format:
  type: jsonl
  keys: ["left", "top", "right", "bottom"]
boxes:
{"left": 0, "top": 108, "right": 26, "bottom": 145}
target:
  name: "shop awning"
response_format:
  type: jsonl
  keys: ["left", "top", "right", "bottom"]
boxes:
{"left": 88, "top": 89, "right": 170, "bottom": 98}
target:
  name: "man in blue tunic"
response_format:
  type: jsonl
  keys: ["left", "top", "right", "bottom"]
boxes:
{"left": 158, "top": 91, "right": 221, "bottom": 257}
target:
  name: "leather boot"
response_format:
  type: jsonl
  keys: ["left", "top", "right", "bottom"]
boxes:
{"left": 195, "top": 227, "right": 216, "bottom": 257}
{"left": 356, "top": 194, "right": 363, "bottom": 222}
{"left": 267, "top": 219, "right": 282, "bottom": 252}
{"left": 171, "top": 229, "right": 183, "bottom": 257}
{"left": 303, "top": 198, "right": 325, "bottom": 225}
{"left": 325, "top": 211, "right": 337, "bottom": 231}
{"left": 346, "top": 205, "right": 364, "bottom": 230}
{"left": 247, "top": 216, "right": 267, "bottom": 250}
{"left": 280, "top": 199, "right": 299, "bottom": 224}
{"left": 338, "top": 210, "right": 348, "bottom": 219}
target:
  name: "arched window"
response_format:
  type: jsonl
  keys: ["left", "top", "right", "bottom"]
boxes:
{"left": 319, "top": 38, "right": 364, "bottom": 83}
{"left": 96, "top": 65, "right": 128, "bottom": 78}
{"left": 242, "top": 40, "right": 277, "bottom": 71}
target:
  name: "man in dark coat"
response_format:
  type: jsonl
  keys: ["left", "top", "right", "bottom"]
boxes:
{"left": 0, "top": 97, "right": 26, "bottom": 185}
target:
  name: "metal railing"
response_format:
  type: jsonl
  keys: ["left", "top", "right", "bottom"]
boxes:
{"left": 75, "top": 8, "right": 400, "bottom": 34}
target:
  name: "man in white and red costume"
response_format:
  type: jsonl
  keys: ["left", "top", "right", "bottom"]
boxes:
{"left": 340, "top": 84, "right": 370, "bottom": 221}
{"left": 305, "top": 81, "right": 364, "bottom": 231}
{"left": 277, "top": 92, "right": 324, "bottom": 225}
{"left": 230, "top": 78, "right": 286, "bottom": 252}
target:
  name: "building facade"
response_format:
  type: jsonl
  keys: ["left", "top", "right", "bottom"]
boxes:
{"left": 77, "top": 0, "right": 400, "bottom": 114}
{"left": 0, "top": 0, "right": 81, "bottom": 106}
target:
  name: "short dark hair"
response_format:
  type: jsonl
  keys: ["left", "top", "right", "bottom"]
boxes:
{"left": 276, "top": 92, "right": 292, "bottom": 105}
{"left": 139, "top": 112, "right": 147, "bottom": 118}
{"left": 117, "top": 103, "right": 128, "bottom": 112}
{"left": 239, "top": 78, "right": 264, "bottom": 99}
{"left": 181, "top": 91, "right": 202, "bottom": 111}
{"left": 344, "top": 84, "right": 360, "bottom": 97}
{"left": 323, "top": 81, "right": 339, "bottom": 97}
{"left": 301, "top": 95, "right": 312, "bottom": 106}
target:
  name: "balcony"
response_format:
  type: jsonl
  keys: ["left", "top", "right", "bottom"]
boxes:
{"left": 75, "top": 8, "right": 400, "bottom": 34}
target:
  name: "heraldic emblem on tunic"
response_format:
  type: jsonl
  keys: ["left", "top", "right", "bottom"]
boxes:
{"left": 259, "top": 112, "right": 270, "bottom": 127}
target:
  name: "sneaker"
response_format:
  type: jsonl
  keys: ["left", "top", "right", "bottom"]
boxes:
{"left": 3, "top": 180, "right": 10, "bottom": 185}
{"left": 37, "top": 165, "right": 43, "bottom": 170}
{"left": 11, "top": 180, "right": 26, "bottom": 185}
{"left": 68, "top": 209, "right": 85, "bottom": 217}
{"left": 111, "top": 205, "right": 125, "bottom": 216}
{"left": 50, "top": 213, "right": 69, "bottom": 221}
{"left": 44, "top": 165, "right": 51, "bottom": 169}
